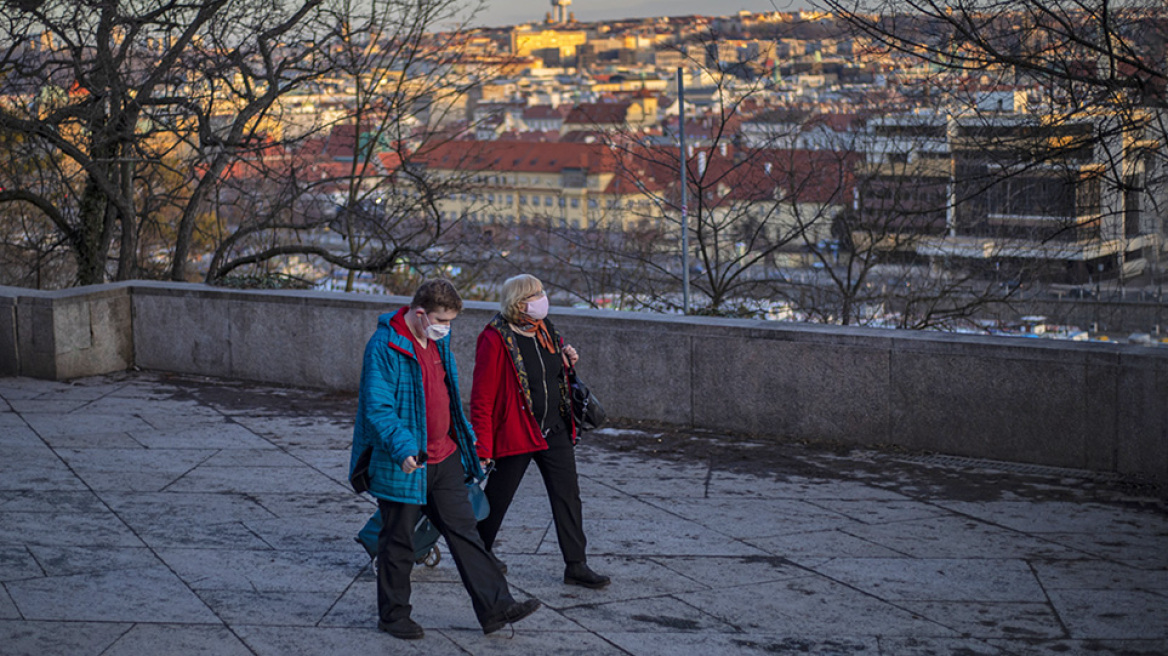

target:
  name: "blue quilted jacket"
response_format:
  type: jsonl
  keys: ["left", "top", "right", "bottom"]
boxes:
{"left": 349, "top": 307, "right": 484, "bottom": 504}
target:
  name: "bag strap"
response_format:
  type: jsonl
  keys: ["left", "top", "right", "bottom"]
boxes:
{"left": 556, "top": 332, "right": 573, "bottom": 374}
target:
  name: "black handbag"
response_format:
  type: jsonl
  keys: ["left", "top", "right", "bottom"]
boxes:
{"left": 568, "top": 366, "right": 606, "bottom": 431}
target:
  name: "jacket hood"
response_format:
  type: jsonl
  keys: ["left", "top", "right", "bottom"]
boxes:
{"left": 381, "top": 306, "right": 408, "bottom": 331}
{"left": 380, "top": 308, "right": 414, "bottom": 357}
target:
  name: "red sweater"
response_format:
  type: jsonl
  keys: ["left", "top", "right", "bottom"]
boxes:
{"left": 471, "top": 325, "right": 570, "bottom": 459}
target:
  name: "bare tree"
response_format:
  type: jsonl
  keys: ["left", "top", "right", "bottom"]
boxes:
{"left": 0, "top": 0, "right": 491, "bottom": 290}
{"left": 528, "top": 33, "right": 856, "bottom": 316}
{"left": 0, "top": 0, "right": 329, "bottom": 286}
{"left": 203, "top": 0, "right": 498, "bottom": 288}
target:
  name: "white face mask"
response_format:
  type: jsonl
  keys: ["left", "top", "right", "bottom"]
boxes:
{"left": 421, "top": 312, "right": 450, "bottom": 341}
{"left": 426, "top": 323, "right": 450, "bottom": 341}
{"left": 525, "top": 294, "right": 549, "bottom": 320}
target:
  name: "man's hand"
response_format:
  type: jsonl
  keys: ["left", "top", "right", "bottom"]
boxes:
{"left": 402, "top": 455, "right": 424, "bottom": 474}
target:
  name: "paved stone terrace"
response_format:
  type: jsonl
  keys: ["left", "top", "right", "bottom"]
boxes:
{"left": 0, "top": 371, "right": 1166, "bottom": 656}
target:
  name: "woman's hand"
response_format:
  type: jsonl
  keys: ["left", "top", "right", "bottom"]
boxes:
{"left": 402, "top": 455, "right": 424, "bottom": 474}
{"left": 563, "top": 344, "right": 579, "bottom": 366}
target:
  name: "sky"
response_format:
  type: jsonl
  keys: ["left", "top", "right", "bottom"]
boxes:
{"left": 475, "top": 0, "right": 815, "bottom": 29}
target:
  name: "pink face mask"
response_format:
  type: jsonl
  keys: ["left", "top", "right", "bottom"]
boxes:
{"left": 525, "top": 294, "right": 549, "bottom": 320}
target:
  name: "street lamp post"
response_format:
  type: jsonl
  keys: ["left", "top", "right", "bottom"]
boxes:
{"left": 678, "top": 67, "right": 689, "bottom": 314}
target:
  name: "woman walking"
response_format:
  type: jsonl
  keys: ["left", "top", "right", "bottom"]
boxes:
{"left": 470, "top": 274, "right": 610, "bottom": 589}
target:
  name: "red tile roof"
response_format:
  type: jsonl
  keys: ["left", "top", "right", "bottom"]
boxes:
{"left": 522, "top": 105, "right": 568, "bottom": 120}
{"left": 412, "top": 139, "right": 857, "bottom": 205}
{"left": 563, "top": 102, "right": 633, "bottom": 126}
{"left": 415, "top": 140, "right": 620, "bottom": 173}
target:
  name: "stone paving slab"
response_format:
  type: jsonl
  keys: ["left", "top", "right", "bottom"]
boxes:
{"left": 8, "top": 565, "right": 221, "bottom": 623}
{"left": 0, "top": 371, "right": 1166, "bottom": 656}
{"left": 100, "top": 624, "right": 257, "bottom": 656}
{"left": 895, "top": 600, "right": 1065, "bottom": 641}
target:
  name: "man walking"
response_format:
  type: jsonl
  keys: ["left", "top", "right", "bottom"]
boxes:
{"left": 350, "top": 279, "right": 541, "bottom": 639}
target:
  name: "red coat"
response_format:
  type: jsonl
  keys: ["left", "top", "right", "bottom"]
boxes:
{"left": 470, "top": 322, "right": 575, "bottom": 460}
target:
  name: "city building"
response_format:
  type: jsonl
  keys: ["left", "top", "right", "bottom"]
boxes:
{"left": 853, "top": 110, "right": 1166, "bottom": 282}
{"left": 411, "top": 140, "right": 664, "bottom": 231}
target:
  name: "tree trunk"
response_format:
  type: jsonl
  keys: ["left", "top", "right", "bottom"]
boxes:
{"left": 75, "top": 175, "right": 111, "bottom": 286}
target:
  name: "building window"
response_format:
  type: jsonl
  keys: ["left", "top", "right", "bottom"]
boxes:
{"left": 987, "top": 176, "right": 1076, "bottom": 218}
{"left": 1078, "top": 176, "right": 1102, "bottom": 218}
{"left": 570, "top": 198, "right": 579, "bottom": 208}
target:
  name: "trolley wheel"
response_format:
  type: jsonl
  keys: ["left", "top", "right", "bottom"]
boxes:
{"left": 421, "top": 546, "right": 441, "bottom": 568}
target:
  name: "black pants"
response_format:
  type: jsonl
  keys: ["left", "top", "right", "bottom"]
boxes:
{"left": 477, "top": 427, "right": 587, "bottom": 564}
{"left": 377, "top": 455, "right": 513, "bottom": 626}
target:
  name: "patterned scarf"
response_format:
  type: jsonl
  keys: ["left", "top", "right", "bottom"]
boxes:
{"left": 511, "top": 315, "right": 556, "bottom": 353}
{"left": 488, "top": 314, "right": 572, "bottom": 429}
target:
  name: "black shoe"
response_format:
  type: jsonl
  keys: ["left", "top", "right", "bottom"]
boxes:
{"left": 378, "top": 617, "right": 424, "bottom": 640}
{"left": 564, "top": 563, "right": 610, "bottom": 589}
{"left": 489, "top": 550, "right": 508, "bottom": 575}
{"left": 482, "top": 598, "right": 542, "bottom": 635}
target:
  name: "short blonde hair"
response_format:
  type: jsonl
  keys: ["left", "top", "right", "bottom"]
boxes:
{"left": 500, "top": 274, "right": 543, "bottom": 322}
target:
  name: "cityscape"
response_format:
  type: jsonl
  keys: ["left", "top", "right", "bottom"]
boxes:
{"left": 0, "top": 0, "right": 1166, "bottom": 341}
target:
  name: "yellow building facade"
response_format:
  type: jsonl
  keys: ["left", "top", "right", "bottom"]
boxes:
{"left": 511, "top": 29, "right": 588, "bottom": 59}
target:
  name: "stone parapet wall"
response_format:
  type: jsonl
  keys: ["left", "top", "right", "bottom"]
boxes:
{"left": 0, "top": 284, "right": 132, "bottom": 380}
{"left": 2, "top": 282, "right": 1164, "bottom": 483}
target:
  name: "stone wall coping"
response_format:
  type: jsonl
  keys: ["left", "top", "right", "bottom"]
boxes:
{"left": 5, "top": 281, "right": 1162, "bottom": 358}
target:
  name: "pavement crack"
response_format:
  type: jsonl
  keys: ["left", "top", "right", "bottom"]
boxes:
{"left": 157, "top": 449, "right": 220, "bottom": 493}
{"left": 70, "top": 382, "right": 129, "bottom": 414}
{"left": 1026, "top": 559, "right": 1072, "bottom": 640}
{"left": 94, "top": 623, "right": 138, "bottom": 656}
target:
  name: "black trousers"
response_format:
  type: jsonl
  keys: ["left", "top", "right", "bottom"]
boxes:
{"left": 377, "top": 455, "right": 513, "bottom": 626}
{"left": 477, "top": 428, "right": 587, "bottom": 564}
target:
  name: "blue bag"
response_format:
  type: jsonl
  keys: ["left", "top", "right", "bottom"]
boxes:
{"left": 356, "top": 511, "right": 442, "bottom": 565}
{"left": 355, "top": 480, "right": 490, "bottom": 568}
